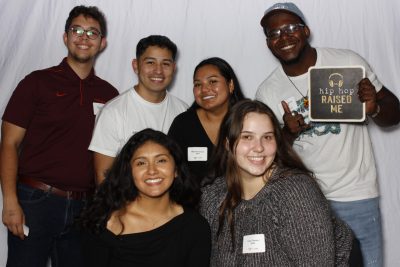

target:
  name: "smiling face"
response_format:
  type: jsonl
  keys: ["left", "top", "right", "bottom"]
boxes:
{"left": 234, "top": 112, "right": 277, "bottom": 182}
{"left": 132, "top": 46, "right": 176, "bottom": 102}
{"left": 193, "top": 64, "right": 233, "bottom": 112}
{"left": 63, "top": 14, "right": 106, "bottom": 64}
{"left": 130, "top": 141, "right": 176, "bottom": 200}
{"left": 264, "top": 12, "right": 310, "bottom": 64}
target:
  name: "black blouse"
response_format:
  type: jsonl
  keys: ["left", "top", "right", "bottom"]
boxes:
{"left": 82, "top": 208, "right": 211, "bottom": 267}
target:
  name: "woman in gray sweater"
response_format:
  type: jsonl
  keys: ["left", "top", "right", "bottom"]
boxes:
{"left": 200, "top": 100, "right": 353, "bottom": 266}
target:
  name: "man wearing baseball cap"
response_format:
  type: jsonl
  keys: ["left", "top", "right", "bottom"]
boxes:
{"left": 255, "top": 2, "right": 400, "bottom": 266}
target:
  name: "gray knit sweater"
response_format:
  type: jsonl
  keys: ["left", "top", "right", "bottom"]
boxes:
{"left": 200, "top": 167, "right": 353, "bottom": 267}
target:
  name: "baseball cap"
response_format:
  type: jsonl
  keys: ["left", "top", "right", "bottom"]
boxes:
{"left": 260, "top": 2, "right": 306, "bottom": 27}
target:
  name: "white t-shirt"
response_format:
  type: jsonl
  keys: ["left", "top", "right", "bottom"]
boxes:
{"left": 89, "top": 87, "right": 188, "bottom": 157}
{"left": 256, "top": 48, "right": 382, "bottom": 201}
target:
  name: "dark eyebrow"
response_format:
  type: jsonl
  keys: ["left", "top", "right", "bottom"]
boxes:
{"left": 131, "top": 153, "right": 170, "bottom": 162}
{"left": 143, "top": 57, "right": 173, "bottom": 63}
{"left": 71, "top": 25, "right": 100, "bottom": 32}
{"left": 194, "top": 74, "right": 221, "bottom": 82}
{"left": 240, "top": 130, "right": 274, "bottom": 134}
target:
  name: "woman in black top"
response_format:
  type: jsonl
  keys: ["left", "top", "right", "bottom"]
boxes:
{"left": 168, "top": 57, "right": 246, "bottom": 184}
{"left": 78, "top": 129, "right": 211, "bottom": 267}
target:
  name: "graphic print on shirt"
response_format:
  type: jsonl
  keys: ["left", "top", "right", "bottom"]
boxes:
{"left": 293, "top": 97, "right": 341, "bottom": 138}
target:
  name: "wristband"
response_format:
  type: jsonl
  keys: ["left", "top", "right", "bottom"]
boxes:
{"left": 370, "top": 104, "right": 380, "bottom": 118}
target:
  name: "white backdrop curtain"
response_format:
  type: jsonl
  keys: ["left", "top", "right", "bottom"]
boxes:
{"left": 0, "top": 0, "right": 399, "bottom": 266}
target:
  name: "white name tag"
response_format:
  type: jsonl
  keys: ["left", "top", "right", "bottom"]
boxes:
{"left": 93, "top": 102, "right": 105, "bottom": 115}
{"left": 243, "top": 234, "right": 265, "bottom": 254}
{"left": 23, "top": 224, "right": 30, "bottom": 236}
{"left": 187, "top": 147, "right": 208, "bottom": 161}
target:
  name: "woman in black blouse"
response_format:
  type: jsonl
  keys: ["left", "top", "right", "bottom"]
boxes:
{"left": 78, "top": 128, "right": 210, "bottom": 267}
{"left": 168, "top": 57, "right": 246, "bottom": 184}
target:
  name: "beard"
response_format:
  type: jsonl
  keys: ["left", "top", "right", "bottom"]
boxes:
{"left": 69, "top": 52, "right": 94, "bottom": 64}
{"left": 276, "top": 43, "right": 312, "bottom": 66}
{"left": 279, "top": 54, "right": 304, "bottom": 66}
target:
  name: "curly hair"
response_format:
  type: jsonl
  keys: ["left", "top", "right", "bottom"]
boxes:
{"left": 78, "top": 128, "right": 199, "bottom": 234}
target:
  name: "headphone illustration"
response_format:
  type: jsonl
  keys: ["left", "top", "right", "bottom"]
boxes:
{"left": 328, "top": 73, "right": 344, "bottom": 88}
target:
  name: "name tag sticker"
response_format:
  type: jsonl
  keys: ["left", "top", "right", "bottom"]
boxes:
{"left": 187, "top": 147, "right": 208, "bottom": 161}
{"left": 243, "top": 234, "right": 265, "bottom": 254}
{"left": 93, "top": 102, "right": 105, "bottom": 115}
{"left": 23, "top": 224, "right": 30, "bottom": 236}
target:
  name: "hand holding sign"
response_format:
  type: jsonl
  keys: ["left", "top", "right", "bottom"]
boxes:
{"left": 358, "top": 78, "right": 378, "bottom": 115}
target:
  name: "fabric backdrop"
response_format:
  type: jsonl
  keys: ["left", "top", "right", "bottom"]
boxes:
{"left": 0, "top": 0, "right": 399, "bottom": 266}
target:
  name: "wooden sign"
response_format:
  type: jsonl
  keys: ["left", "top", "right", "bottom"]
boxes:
{"left": 308, "top": 66, "right": 365, "bottom": 122}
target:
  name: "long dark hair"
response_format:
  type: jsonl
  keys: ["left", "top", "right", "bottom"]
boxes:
{"left": 79, "top": 129, "right": 199, "bottom": 234}
{"left": 208, "top": 100, "right": 311, "bottom": 242}
{"left": 190, "top": 57, "right": 245, "bottom": 110}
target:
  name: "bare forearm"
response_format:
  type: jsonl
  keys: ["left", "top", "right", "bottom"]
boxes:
{"left": 0, "top": 143, "right": 19, "bottom": 202}
{"left": 1, "top": 142, "right": 27, "bottom": 239}
{"left": 1, "top": 121, "right": 27, "bottom": 238}
{"left": 93, "top": 152, "right": 115, "bottom": 185}
{"left": 94, "top": 169, "right": 106, "bottom": 185}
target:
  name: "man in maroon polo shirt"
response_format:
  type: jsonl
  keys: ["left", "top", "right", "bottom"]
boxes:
{"left": 0, "top": 6, "right": 118, "bottom": 267}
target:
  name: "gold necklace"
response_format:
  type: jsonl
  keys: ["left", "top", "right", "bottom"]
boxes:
{"left": 285, "top": 74, "right": 309, "bottom": 109}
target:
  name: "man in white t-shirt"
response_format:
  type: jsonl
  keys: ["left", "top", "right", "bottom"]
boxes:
{"left": 255, "top": 3, "right": 400, "bottom": 266}
{"left": 89, "top": 35, "right": 188, "bottom": 184}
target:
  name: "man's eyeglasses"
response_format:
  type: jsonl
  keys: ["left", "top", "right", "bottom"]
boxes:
{"left": 69, "top": 26, "right": 102, "bottom": 40}
{"left": 266, "top": 23, "right": 305, "bottom": 40}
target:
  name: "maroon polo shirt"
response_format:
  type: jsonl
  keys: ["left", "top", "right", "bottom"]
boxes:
{"left": 2, "top": 58, "right": 119, "bottom": 191}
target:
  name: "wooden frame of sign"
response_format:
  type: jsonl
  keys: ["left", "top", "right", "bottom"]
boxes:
{"left": 308, "top": 66, "right": 365, "bottom": 122}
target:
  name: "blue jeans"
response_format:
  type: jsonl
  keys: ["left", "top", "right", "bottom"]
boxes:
{"left": 330, "top": 197, "right": 383, "bottom": 267}
{"left": 7, "top": 184, "right": 86, "bottom": 267}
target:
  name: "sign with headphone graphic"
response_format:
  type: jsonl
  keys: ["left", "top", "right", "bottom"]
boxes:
{"left": 328, "top": 73, "right": 344, "bottom": 88}
{"left": 308, "top": 66, "right": 365, "bottom": 122}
